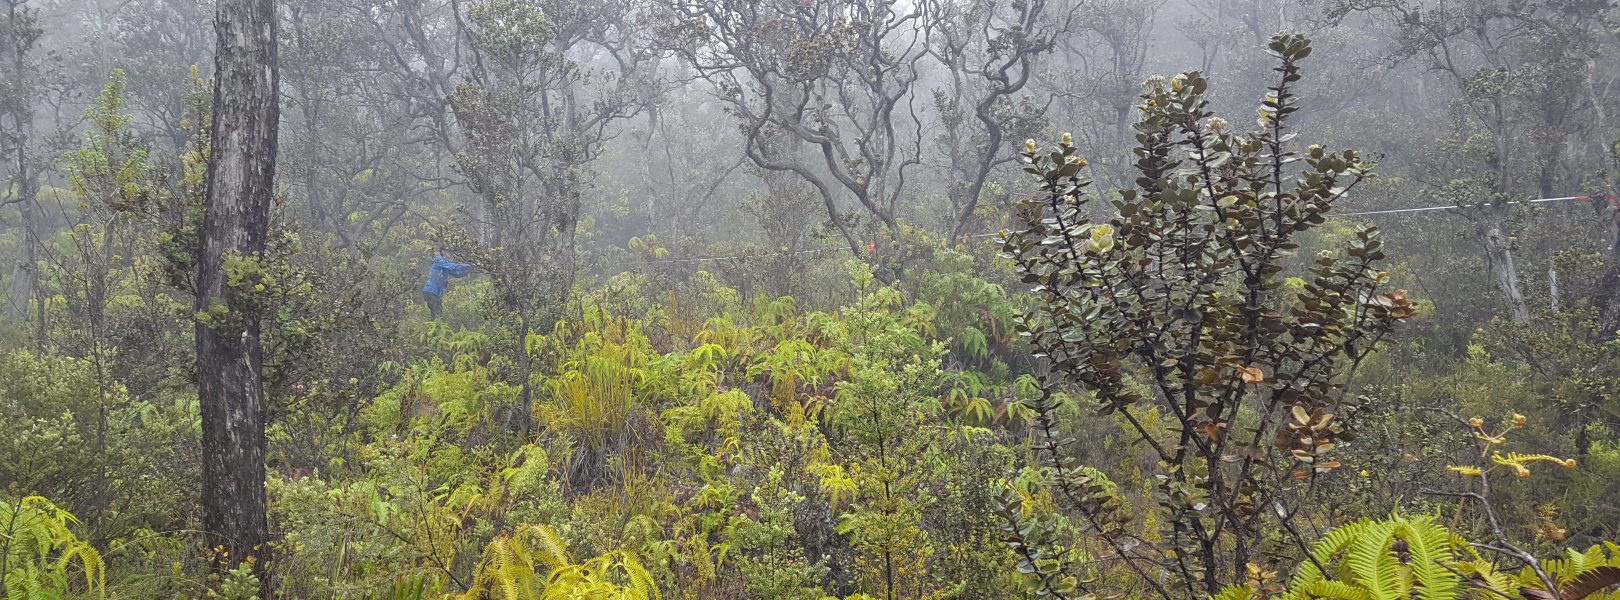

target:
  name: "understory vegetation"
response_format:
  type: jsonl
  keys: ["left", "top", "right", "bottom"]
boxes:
{"left": 4, "top": 0, "right": 1620, "bottom": 599}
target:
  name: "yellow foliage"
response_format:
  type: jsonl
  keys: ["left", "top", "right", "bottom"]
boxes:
{"left": 0, "top": 496, "right": 105, "bottom": 599}
{"left": 463, "top": 524, "right": 659, "bottom": 600}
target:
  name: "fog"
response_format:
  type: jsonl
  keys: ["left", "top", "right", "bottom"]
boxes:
{"left": 3, "top": 0, "right": 1619, "bottom": 597}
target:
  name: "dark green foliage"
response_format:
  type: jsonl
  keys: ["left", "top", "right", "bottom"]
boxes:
{"left": 1000, "top": 34, "right": 1416, "bottom": 598}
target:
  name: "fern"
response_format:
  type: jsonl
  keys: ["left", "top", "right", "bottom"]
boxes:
{"left": 1398, "top": 515, "right": 1464, "bottom": 600}
{"left": 1238, "top": 516, "right": 1620, "bottom": 600}
{"left": 0, "top": 496, "right": 105, "bottom": 600}
{"left": 959, "top": 326, "right": 988, "bottom": 359}
{"left": 1489, "top": 452, "right": 1578, "bottom": 478}
{"left": 1518, "top": 542, "right": 1620, "bottom": 600}
{"left": 1253, "top": 515, "right": 1466, "bottom": 600}
{"left": 463, "top": 525, "right": 661, "bottom": 600}
{"left": 528, "top": 525, "right": 572, "bottom": 571}
{"left": 382, "top": 574, "right": 444, "bottom": 600}
{"left": 1452, "top": 558, "right": 1518, "bottom": 594}
{"left": 1298, "top": 579, "right": 1378, "bottom": 600}
{"left": 1344, "top": 518, "right": 1402, "bottom": 599}
{"left": 620, "top": 552, "right": 657, "bottom": 600}
{"left": 1212, "top": 584, "right": 1258, "bottom": 600}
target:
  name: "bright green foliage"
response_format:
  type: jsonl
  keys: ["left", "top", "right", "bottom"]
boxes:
{"left": 63, "top": 71, "right": 152, "bottom": 214}
{"left": 660, "top": 389, "right": 752, "bottom": 459}
{"left": 643, "top": 262, "right": 1022, "bottom": 598}
{"left": 0, "top": 496, "right": 105, "bottom": 599}
{"left": 375, "top": 337, "right": 522, "bottom": 434}
{"left": 0, "top": 347, "right": 199, "bottom": 558}
{"left": 0, "top": 352, "right": 104, "bottom": 495}
{"left": 260, "top": 257, "right": 1032, "bottom": 598}
{"left": 1285, "top": 515, "right": 1464, "bottom": 600}
{"left": 51, "top": 70, "right": 155, "bottom": 365}
{"left": 1214, "top": 515, "right": 1620, "bottom": 600}
{"left": 463, "top": 524, "right": 659, "bottom": 600}
{"left": 207, "top": 562, "right": 262, "bottom": 600}
{"left": 540, "top": 325, "right": 644, "bottom": 462}
{"left": 1523, "top": 544, "right": 1620, "bottom": 600}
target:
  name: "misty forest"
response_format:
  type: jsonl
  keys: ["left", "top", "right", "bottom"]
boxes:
{"left": 7, "top": 0, "right": 1620, "bottom": 598}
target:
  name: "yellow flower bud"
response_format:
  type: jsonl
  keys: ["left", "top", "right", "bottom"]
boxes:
{"left": 1085, "top": 224, "right": 1115, "bottom": 254}
{"left": 1061, "top": 132, "right": 1073, "bottom": 146}
{"left": 1024, "top": 139, "right": 1037, "bottom": 154}
{"left": 1511, "top": 413, "right": 1526, "bottom": 426}
{"left": 1468, "top": 417, "right": 1484, "bottom": 429}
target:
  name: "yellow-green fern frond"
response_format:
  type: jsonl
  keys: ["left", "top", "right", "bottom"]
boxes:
{"left": 620, "top": 551, "right": 659, "bottom": 600}
{"left": 524, "top": 524, "right": 573, "bottom": 571}
{"left": 1450, "top": 558, "right": 1516, "bottom": 594}
{"left": 1395, "top": 515, "right": 1464, "bottom": 600}
{"left": 1342, "top": 518, "right": 1402, "bottom": 598}
{"left": 1235, "top": 517, "right": 1619, "bottom": 600}
{"left": 1490, "top": 452, "right": 1577, "bottom": 478}
{"left": 1212, "top": 584, "right": 1257, "bottom": 600}
{"left": 1296, "top": 579, "right": 1377, "bottom": 599}
{"left": 464, "top": 528, "right": 660, "bottom": 600}
{"left": 0, "top": 496, "right": 105, "bottom": 599}
{"left": 1265, "top": 515, "right": 1465, "bottom": 600}
{"left": 1519, "top": 542, "right": 1620, "bottom": 600}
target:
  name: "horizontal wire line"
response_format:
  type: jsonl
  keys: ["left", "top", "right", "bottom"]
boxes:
{"left": 1335, "top": 195, "right": 1590, "bottom": 217}
{"left": 621, "top": 232, "right": 1002, "bottom": 266}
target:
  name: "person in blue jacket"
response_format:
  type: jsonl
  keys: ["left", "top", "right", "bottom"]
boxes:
{"left": 422, "top": 248, "right": 476, "bottom": 318}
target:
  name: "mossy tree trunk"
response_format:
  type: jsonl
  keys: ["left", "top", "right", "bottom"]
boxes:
{"left": 195, "top": 0, "right": 279, "bottom": 594}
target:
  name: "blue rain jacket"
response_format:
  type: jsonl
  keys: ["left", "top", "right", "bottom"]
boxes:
{"left": 422, "top": 255, "right": 474, "bottom": 297}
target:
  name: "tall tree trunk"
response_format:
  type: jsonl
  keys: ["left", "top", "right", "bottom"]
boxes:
{"left": 1548, "top": 264, "right": 1560, "bottom": 313}
{"left": 10, "top": 174, "right": 45, "bottom": 351}
{"left": 19, "top": 195, "right": 44, "bottom": 352}
{"left": 4, "top": 0, "right": 44, "bottom": 351}
{"left": 1479, "top": 222, "right": 1531, "bottom": 321}
{"left": 1595, "top": 217, "right": 1620, "bottom": 341}
{"left": 197, "top": 0, "right": 278, "bottom": 592}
